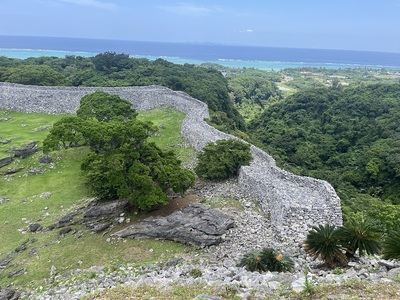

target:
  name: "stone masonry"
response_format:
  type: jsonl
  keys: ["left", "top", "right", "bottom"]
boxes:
{"left": 0, "top": 82, "right": 342, "bottom": 245}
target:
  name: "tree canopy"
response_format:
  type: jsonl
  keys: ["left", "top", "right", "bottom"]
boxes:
{"left": 44, "top": 92, "right": 195, "bottom": 210}
{"left": 195, "top": 139, "right": 252, "bottom": 180}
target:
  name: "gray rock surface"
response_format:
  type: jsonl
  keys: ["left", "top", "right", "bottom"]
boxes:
{"left": 83, "top": 200, "right": 129, "bottom": 219}
{"left": 0, "top": 156, "right": 13, "bottom": 168}
{"left": 0, "top": 288, "right": 20, "bottom": 300}
{"left": 113, "top": 203, "right": 234, "bottom": 247}
{"left": 12, "top": 142, "right": 41, "bottom": 159}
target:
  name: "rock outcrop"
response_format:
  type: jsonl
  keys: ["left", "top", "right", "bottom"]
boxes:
{"left": 113, "top": 203, "right": 235, "bottom": 247}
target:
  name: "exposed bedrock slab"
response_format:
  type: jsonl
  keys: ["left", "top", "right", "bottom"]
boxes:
{"left": 112, "top": 204, "right": 235, "bottom": 247}
{"left": 0, "top": 83, "right": 343, "bottom": 246}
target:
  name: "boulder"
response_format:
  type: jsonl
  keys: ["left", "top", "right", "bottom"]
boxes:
{"left": 28, "top": 223, "right": 43, "bottom": 232}
{"left": 113, "top": 203, "right": 235, "bottom": 248}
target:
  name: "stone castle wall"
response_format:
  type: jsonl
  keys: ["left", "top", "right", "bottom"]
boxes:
{"left": 0, "top": 82, "right": 342, "bottom": 245}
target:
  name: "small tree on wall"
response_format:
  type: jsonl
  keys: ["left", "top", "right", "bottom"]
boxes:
{"left": 195, "top": 139, "right": 252, "bottom": 180}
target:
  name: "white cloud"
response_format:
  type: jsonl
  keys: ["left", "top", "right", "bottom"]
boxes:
{"left": 158, "top": 3, "right": 221, "bottom": 16}
{"left": 239, "top": 29, "right": 254, "bottom": 33}
{"left": 57, "top": 0, "right": 117, "bottom": 11}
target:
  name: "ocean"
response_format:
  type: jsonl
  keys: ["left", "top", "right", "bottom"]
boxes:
{"left": 1, "top": 35, "right": 400, "bottom": 70}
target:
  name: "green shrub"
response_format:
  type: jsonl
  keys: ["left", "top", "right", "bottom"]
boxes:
{"left": 188, "top": 268, "right": 203, "bottom": 278}
{"left": 238, "top": 247, "right": 294, "bottom": 273}
{"left": 195, "top": 139, "right": 252, "bottom": 180}
{"left": 382, "top": 229, "right": 400, "bottom": 260}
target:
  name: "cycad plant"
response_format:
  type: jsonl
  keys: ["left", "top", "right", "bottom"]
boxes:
{"left": 382, "top": 229, "right": 400, "bottom": 260}
{"left": 238, "top": 247, "right": 294, "bottom": 273}
{"left": 338, "top": 215, "right": 382, "bottom": 257}
{"left": 238, "top": 251, "right": 266, "bottom": 273}
{"left": 304, "top": 224, "right": 347, "bottom": 268}
{"left": 260, "top": 247, "right": 295, "bottom": 272}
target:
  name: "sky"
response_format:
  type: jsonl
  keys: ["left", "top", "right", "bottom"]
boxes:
{"left": 1, "top": 0, "right": 399, "bottom": 53}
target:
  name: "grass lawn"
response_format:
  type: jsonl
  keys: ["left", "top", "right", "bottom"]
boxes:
{"left": 0, "top": 107, "right": 195, "bottom": 288}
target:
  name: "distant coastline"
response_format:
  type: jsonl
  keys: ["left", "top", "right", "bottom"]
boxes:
{"left": 1, "top": 36, "right": 400, "bottom": 70}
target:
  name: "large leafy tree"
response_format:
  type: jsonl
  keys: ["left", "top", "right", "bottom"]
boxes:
{"left": 195, "top": 139, "right": 252, "bottom": 180}
{"left": 44, "top": 92, "right": 195, "bottom": 210}
{"left": 77, "top": 91, "right": 137, "bottom": 122}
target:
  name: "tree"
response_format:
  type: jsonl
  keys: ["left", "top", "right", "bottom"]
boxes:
{"left": 92, "top": 52, "right": 132, "bottom": 74}
{"left": 44, "top": 92, "right": 195, "bottom": 210}
{"left": 77, "top": 91, "right": 137, "bottom": 122}
{"left": 43, "top": 116, "right": 85, "bottom": 151}
{"left": 195, "top": 139, "right": 252, "bottom": 180}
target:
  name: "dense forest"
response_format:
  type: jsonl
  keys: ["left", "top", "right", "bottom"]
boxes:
{"left": 1, "top": 52, "right": 400, "bottom": 229}
{"left": 248, "top": 84, "right": 400, "bottom": 229}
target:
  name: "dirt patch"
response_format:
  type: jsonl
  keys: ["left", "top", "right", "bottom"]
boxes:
{"left": 138, "top": 194, "right": 199, "bottom": 220}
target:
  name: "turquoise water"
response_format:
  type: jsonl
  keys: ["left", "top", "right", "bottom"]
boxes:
{"left": 1, "top": 48, "right": 398, "bottom": 71}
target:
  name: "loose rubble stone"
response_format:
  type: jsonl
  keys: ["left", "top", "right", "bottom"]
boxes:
{"left": 39, "top": 155, "right": 53, "bottom": 164}
{"left": 0, "top": 288, "right": 20, "bottom": 300}
{"left": 27, "top": 168, "right": 43, "bottom": 175}
{"left": 0, "top": 196, "right": 10, "bottom": 204}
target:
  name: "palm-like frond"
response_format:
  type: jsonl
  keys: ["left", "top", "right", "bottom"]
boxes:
{"left": 238, "top": 251, "right": 266, "bottom": 273}
{"left": 338, "top": 216, "right": 382, "bottom": 257}
{"left": 382, "top": 229, "right": 400, "bottom": 260}
{"left": 304, "top": 224, "right": 347, "bottom": 268}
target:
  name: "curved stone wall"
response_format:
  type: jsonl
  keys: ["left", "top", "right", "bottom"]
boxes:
{"left": 0, "top": 82, "right": 342, "bottom": 245}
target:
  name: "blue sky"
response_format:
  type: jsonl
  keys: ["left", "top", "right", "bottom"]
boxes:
{"left": 1, "top": 0, "right": 399, "bottom": 53}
